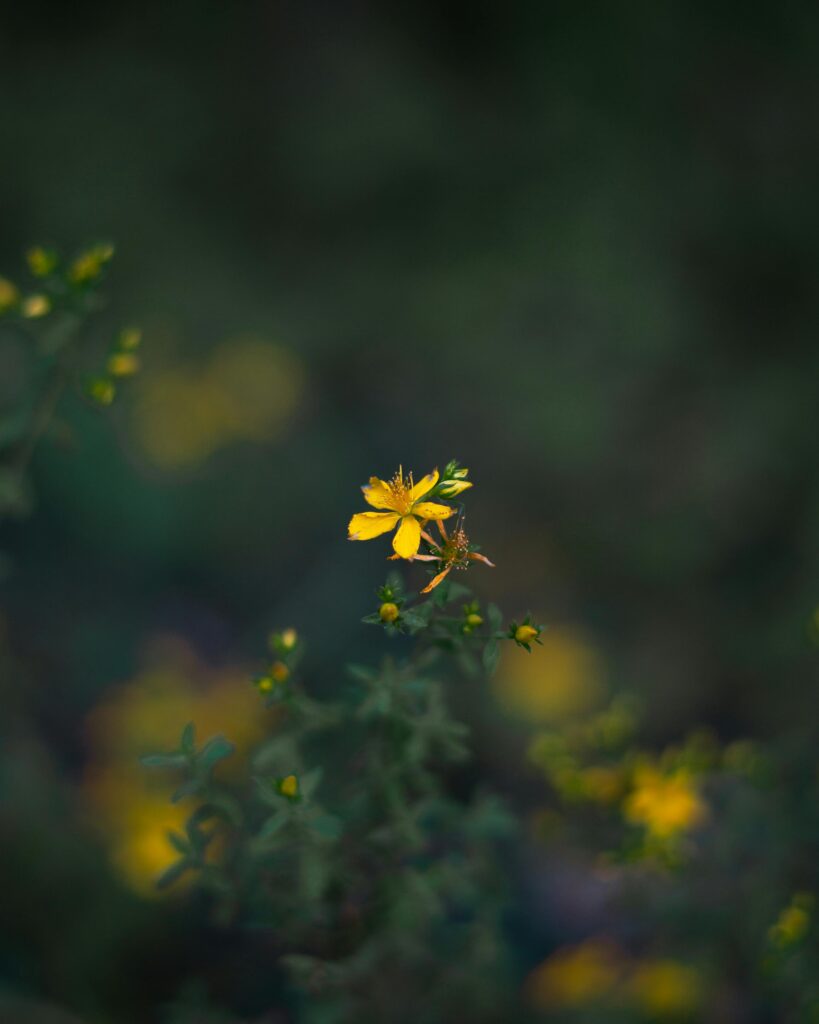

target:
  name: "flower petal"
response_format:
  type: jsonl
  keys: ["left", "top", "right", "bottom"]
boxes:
{"left": 412, "top": 501, "right": 455, "bottom": 521}
{"left": 468, "top": 551, "right": 495, "bottom": 567}
{"left": 348, "top": 511, "right": 400, "bottom": 540}
{"left": 421, "top": 567, "right": 452, "bottom": 594}
{"left": 362, "top": 477, "right": 396, "bottom": 510}
{"left": 409, "top": 468, "right": 439, "bottom": 503}
{"left": 392, "top": 515, "right": 421, "bottom": 559}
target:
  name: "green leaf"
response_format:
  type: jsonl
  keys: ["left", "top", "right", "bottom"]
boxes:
{"left": 487, "top": 603, "right": 503, "bottom": 632}
{"left": 180, "top": 721, "right": 196, "bottom": 753}
{"left": 401, "top": 611, "right": 427, "bottom": 633}
{"left": 140, "top": 753, "right": 186, "bottom": 769}
{"left": 308, "top": 814, "right": 343, "bottom": 840}
{"left": 199, "top": 735, "right": 235, "bottom": 769}
{"left": 166, "top": 830, "right": 190, "bottom": 855}
{"left": 482, "top": 640, "right": 500, "bottom": 676}
{"left": 171, "top": 777, "right": 202, "bottom": 803}
{"left": 258, "top": 811, "right": 289, "bottom": 839}
{"left": 156, "top": 859, "right": 190, "bottom": 890}
{"left": 347, "top": 663, "right": 376, "bottom": 683}
{"left": 299, "top": 766, "right": 323, "bottom": 799}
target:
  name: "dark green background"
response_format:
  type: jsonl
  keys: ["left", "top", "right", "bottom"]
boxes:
{"left": 1, "top": 3, "right": 817, "bottom": 1021}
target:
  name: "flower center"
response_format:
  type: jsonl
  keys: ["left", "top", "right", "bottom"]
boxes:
{"left": 442, "top": 527, "right": 470, "bottom": 568}
{"left": 387, "top": 470, "right": 414, "bottom": 515}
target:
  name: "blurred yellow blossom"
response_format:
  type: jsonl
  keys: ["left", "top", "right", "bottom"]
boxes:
{"left": 69, "top": 243, "right": 113, "bottom": 283}
{"left": 26, "top": 246, "right": 58, "bottom": 277}
{"left": 83, "top": 637, "right": 269, "bottom": 895}
{"left": 769, "top": 893, "right": 813, "bottom": 948}
{"left": 624, "top": 765, "right": 707, "bottom": 840}
{"left": 527, "top": 938, "right": 624, "bottom": 1009}
{"left": 87, "top": 377, "right": 116, "bottom": 406}
{"left": 107, "top": 352, "right": 140, "bottom": 377}
{"left": 493, "top": 625, "right": 605, "bottom": 723}
{"left": 85, "top": 780, "right": 193, "bottom": 895}
{"left": 581, "top": 765, "right": 625, "bottom": 804}
{"left": 279, "top": 628, "right": 298, "bottom": 650}
{"left": 0, "top": 277, "right": 19, "bottom": 312}
{"left": 528, "top": 940, "right": 703, "bottom": 1017}
{"left": 270, "top": 661, "right": 290, "bottom": 684}
{"left": 628, "top": 958, "right": 702, "bottom": 1016}
{"left": 21, "top": 293, "right": 51, "bottom": 318}
{"left": 132, "top": 336, "right": 304, "bottom": 469}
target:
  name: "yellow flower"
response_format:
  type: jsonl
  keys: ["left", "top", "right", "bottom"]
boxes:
{"left": 348, "top": 467, "right": 455, "bottom": 560}
{"left": 624, "top": 766, "right": 707, "bottom": 839}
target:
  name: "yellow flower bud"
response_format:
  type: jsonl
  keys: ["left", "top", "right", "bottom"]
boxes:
{"left": 69, "top": 244, "right": 112, "bottom": 284}
{"left": 379, "top": 602, "right": 400, "bottom": 623}
{"left": 770, "top": 904, "right": 810, "bottom": 947}
{"left": 26, "top": 247, "right": 58, "bottom": 277}
{"left": 257, "top": 676, "right": 274, "bottom": 694}
{"left": 87, "top": 377, "right": 116, "bottom": 406}
{"left": 107, "top": 352, "right": 141, "bottom": 377}
{"left": 0, "top": 277, "right": 19, "bottom": 312}
{"left": 270, "top": 661, "right": 290, "bottom": 684}
{"left": 515, "top": 624, "right": 539, "bottom": 644}
{"left": 466, "top": 613, "right": 483, "bottom": 628}
{"left": 279, "top": 774, "right": 298, "bottom": 798}
{"left": 280, "top": 628, "right": 298, "bottom": 650}
{"left": 118, "top": 327, "right": 142, "bottom": 351}
{"left": 437, "top": 479, "right": 473, "bottom": 498}
{"left": 21, "top": 294, "right": 51, "bottom": 318}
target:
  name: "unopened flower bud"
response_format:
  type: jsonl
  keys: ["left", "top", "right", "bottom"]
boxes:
{"left": 379, "top": 602, "right": 400, "bottom": 623}
{"left": 466, "top": 613, "right": 483, "bottom": 628}
{"left": 515, "top": 624, "right": 539, "bottom": 644}
{"left": 21, "top": 294, "right": 51, "bottom": 318}
{"left": 26, "top": 247, "right": 57, "bottom": 277}
{"left": 279, "top": 774, "right": 298, "bottom": 798}
{"left": 256, "top": 676, "right": 274, "bottom": 694}
{"left": 270, "top": 661, "right": 290, "bottom": 684}
{"left": 280, "top": 628, "right": 298, "bottom": 651}
{"left": 107, "top": 352, "right": 140, "bottom": 377}
{"left": 437, "top": 478, "right": 473, "bottom": 498}
{"left": 0, "top": 278, "right": 19, "bottom": 313}
{"left": 87, "top": 377, "right": 116, "bottom": 406}
{"left": 118, "top": 327, "right": 142, "bottom": 351}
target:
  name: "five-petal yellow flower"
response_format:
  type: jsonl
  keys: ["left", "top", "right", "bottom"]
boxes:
{"left": 348, "top": 467, "right": 455, "bottom": 559}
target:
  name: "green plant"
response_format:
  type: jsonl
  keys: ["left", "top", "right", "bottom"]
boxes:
{"left": 143, "top": 463, "right": 541, "bottom": 1023}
